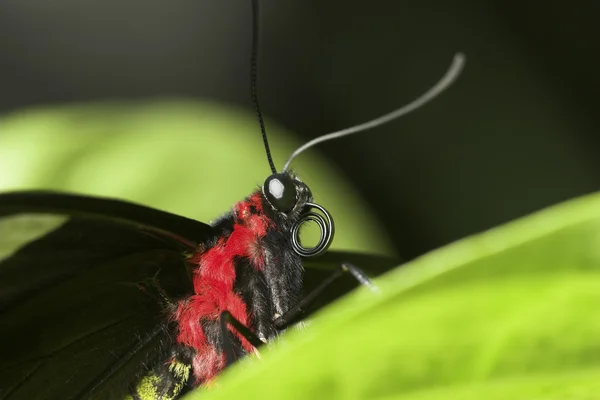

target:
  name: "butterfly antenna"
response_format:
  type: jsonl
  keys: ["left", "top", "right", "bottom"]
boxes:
{"left": 251, "top": 0, "right": 277, "bottom": 174}
{"left": 282, "top": 53, "right": 466, "bottom": 171}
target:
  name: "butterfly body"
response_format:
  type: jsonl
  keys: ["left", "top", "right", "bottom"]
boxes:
{"left": 169, "top": 172, "right": 311, "bottom": 387}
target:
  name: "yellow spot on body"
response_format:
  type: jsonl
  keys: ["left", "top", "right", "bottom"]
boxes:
{"left": 134, "top": 374, "right": 165, "bottom": 400}
{"left": 169, "top": 360, "right": 191, "bottom": 392}
{"left": 129, "top": 361, "right": 191, "bottom": 400}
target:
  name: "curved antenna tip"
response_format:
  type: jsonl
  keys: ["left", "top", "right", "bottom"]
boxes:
{"left": 282, "top": 52, "right": 467, "bottom": 171}
{"left": 451, "top": 52, "right": 467, "bottom": 73}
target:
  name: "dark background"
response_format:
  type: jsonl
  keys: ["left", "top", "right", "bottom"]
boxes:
{"left": 1, "top": 0, "right": 598, "bottom": 260}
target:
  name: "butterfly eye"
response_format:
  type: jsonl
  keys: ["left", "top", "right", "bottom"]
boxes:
{"left": 263, "top": 174, "right": 298, "bottom": 213}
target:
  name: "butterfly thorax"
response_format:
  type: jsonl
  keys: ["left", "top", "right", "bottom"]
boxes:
{"left": 172, "top": 172, "right": 311, "bottom": 384}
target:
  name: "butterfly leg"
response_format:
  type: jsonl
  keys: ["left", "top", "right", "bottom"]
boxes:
{"left": 219, "top": 311, "right": 265, "bottom": 366}
{"left": 274, "top": 262, "right": 378, "bottom": 330}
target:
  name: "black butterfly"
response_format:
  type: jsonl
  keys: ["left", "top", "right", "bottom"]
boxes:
{"left": 0, "top": 189, "right": 396, "bottom": 399}
{"left": 0, "top": 1, "right": 464, "bottom": 396}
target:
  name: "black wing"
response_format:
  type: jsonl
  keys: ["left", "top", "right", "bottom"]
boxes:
{"left": 0, "top": 192, "right": 215, "bottom": 400}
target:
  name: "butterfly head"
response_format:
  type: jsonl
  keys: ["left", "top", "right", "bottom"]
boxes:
{"left": 259, "top": 171, "right": 333, "bottom": 257}
{"left": 262, "top": 172, "right": 311, "bottom": 218}
{"left": 251, "top": 48, "right": 465, "bottom": 257}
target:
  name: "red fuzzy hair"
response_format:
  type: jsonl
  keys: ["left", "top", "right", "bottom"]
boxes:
{"left": 174, "top": 192, "right": 273, "bottom": 383}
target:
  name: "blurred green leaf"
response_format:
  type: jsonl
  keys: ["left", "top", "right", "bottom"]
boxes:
{"left": 0, "top": 100, "right": 393, "bottom": 255}
{"left": 192, "top": 191, "right": 600, "bottom": 399}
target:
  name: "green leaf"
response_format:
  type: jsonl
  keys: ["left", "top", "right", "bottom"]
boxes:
{"left": 192, "top": 192, "right": 600, "bottom": 399}
{"left": 0, "top": 100, "right": 393, "bottom": 256}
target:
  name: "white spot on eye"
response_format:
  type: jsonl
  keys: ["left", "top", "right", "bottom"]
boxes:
{"left": 269, "top": 179, "right": 285, "bottom": 199}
